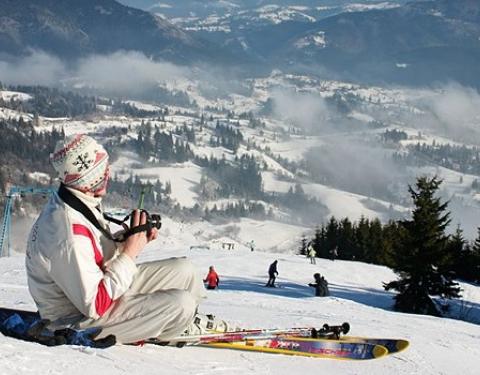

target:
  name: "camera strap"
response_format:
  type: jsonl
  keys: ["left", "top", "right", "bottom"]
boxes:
{"left": 58, "top": 184, "right": 158, "bottom": 242}
{"left": 57, "top": 184, "right": 121, "bottom": 242}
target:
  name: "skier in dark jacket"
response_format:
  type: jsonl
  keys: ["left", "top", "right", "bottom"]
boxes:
{"left": 266, "top": 260, "right": 279, "bottom": 287}
{"left": 309, "top": 273, "right": 330, "bottom": 297}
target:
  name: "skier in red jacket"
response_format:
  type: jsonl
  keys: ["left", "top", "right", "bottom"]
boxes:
{"left": 204, "top": 266, "right": 220, "bottom": 290}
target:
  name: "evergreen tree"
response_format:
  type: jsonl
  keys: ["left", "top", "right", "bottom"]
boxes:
{"left": 472, "top": 228, "right": 480, "bottom": 254}
{"left": 0, "top": 169, "right": 6, "bottom": 194}
{"left": 299, "top": 234, "right": 308, "bottom": 256}
{"left": 380, "top": 220, "right": 403, "bottom": 267}
{"left": 384, "top": 176, "right": 461, "bottom": 316}
{"left": 355, "top": 216, "right": 370, "bottom": 262}
{"left": 164, "top": 181, "right": 172, "bottom": 195}
{"left": 447, "top": 225, "right": 466, "bottom": 279}
{"left": 338, "top": 218, "right": 355, "bottom": 260}
{"left": 468, "top": 228, "right": 480, "bottom": 283}
{"left": 368, "top": 218, "right": 384, "bottom": 264}
{"left": 313, "top": 225, "right": 328, "bottom": 258}
{"left": 325, "top": 217, "right": 338, "bottom": 258}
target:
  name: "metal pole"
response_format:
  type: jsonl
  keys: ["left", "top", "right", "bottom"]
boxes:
{"left": 0, "top": 192, "right": 13, "bottom": 257}
{"left": 0, "top": 186, "right": 54, "bottom": 257}
{"left": 5, "top": 197, "right": 12, "bottom": 257}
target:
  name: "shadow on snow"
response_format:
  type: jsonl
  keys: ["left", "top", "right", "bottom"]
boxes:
{"left": 218, "top": 276, "right": 396, "bottom": 310}
{"left": 218, "top": 277, "right": 312, "bottom": 299}
{"left": 216, "top": 277, "right": 480, "bottom": 325}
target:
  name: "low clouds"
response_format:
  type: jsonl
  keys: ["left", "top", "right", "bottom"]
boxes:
{"left": 0, "top": 51, "right": 66, "bottom": 86}
{"left": 415, "top": 83, "right": 480, "bottom": 144}
{"left": 270, "top": 89, "right": 333, "bottom": 133}
{"left": 0, "top": 50, "right": 189, "bottom": 95}
{"left": 305, "top": 138, "right": 404, "bottom": 203}
{"left": 76, "top": 51, "right": 188, "bottom": 94}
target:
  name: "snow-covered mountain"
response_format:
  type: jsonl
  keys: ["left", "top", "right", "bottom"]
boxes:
{"left": 2, "top": 0, "right": 480, "bottom": 86}
{"left": 181, "top": 0, "right": 480, "bottom": 86}
{"left": 123, "top": 0, "right": 480, "bottom": 87}
{"left": 0, "top": 0, "right": 228, "bottom": 63}
{"left": 163, "top": 1, "right": 405, "bottom": 31}
{"left": 0, "top": 232, "right": 479, "bottom": 374}
{"left": 119, "top": 0, "right": 409, "bottom": 18}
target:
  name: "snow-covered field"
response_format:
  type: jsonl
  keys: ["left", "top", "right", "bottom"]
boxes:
{"left": 0, "top": 107, "right": 33, "bottom": 121}
{"left": 1, "top": 218, "right": 479, "bottom": 375}
{"left": 0, "top": 90, "right": 32, "bottom": 102}
{"left": 111, "top": 152, "right": 203, "bottom": 208}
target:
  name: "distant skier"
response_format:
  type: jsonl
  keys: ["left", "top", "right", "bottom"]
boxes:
{"left": 25, "top": 134, "right": 233, "bottom": 345}
{"left": 249, "top": 240, "right": 256, "bottom": 252}
{"left": 308, "top": 273, "right": 330, "bottom": 297}
{"left": 204, "top": 266, "right": 220, "bottom": 290}
{"left": 330, "top": 246, "right": 338, "bottom": 261}
{"left": 266, "top": 260, "right": 279, "bottom": 287}
{"left": 307, "top": 242, "right": 316, "bottom": 264}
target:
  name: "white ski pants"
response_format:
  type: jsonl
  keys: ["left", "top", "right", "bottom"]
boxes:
{"left": 75, "top": 257, "right": 206, "bottom": 343}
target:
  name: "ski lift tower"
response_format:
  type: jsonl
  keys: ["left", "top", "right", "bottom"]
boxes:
{"left": 0, "top": 186, "right": 55, "bottom": 257}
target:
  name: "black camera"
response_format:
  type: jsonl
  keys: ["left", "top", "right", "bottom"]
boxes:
{"left": 129, "top": 209, "right": 161, "bottom": 230}
{"left": 120, "top": 209, "right": 161, "bottom": 240}
{"left": 146, "top": 213, "right": 162, "bottom": 231}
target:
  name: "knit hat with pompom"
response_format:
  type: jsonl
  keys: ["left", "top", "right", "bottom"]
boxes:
{"left": 50, "top": 134, "right": 109, "bottom": 193}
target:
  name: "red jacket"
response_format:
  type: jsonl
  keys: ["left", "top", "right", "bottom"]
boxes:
{"left": 204, "top": 270, "right": 219, "bottom": 288}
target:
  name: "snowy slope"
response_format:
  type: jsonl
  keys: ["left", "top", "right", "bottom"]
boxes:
{"left": 0, "top": 107, "right": 33, "bottom": 121}
{"left": 2, "top": 74, "right": 480, "bottom": 238}
{"left": 1, "top": 220, "right": 479, "bottom": 375}
{"left": 0, "top": 90, "right": 32, "bottom": 102}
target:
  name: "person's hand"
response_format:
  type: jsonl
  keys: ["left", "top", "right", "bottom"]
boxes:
{"left": 123, "top": 210, "right": 150, "bottom": 260}
{"left": 147, "top": 226, "right": 159, "bottom": 242}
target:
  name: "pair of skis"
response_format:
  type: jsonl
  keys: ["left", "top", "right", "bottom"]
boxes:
{"left": 149, "top": 324, "right": 409, "bottom": 360}
{"left": 0, "top": 308, "right": 408, "bottom": 360}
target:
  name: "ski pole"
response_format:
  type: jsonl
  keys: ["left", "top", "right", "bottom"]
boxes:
{"left": 138, "top": 188, "right": 145, "bottom": 210}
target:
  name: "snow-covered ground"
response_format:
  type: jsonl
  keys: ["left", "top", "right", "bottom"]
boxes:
{"left": 263, "top": 136, "right": 322, "bottom": 162}
{"left": 110, "top": 151, "right": 203, "bottom": 208}
{"left": 344, "top": 2, "right": 401, "bottom": 12}
{"left": 303, "top": 183, "right": 392, "bottom": 220}
{"left": 1, "top": 223, "right": 479, "bottom": 374}
{"left": 0, "top": 107, "right": 33, "bottom": 121}
{"left": 0, "top": 90, "right": 32, "bottom": 102}
{"left": 124, "top": 100, "right": 163, "bottom": 112}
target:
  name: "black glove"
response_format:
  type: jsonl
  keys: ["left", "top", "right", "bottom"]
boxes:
{"left": 54, "top": 327, "right": 116, "bottom": 348}
{"left": 2, "top": 314, "right": 65, "bottom": 346}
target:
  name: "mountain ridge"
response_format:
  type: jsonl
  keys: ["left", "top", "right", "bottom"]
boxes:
{"left": 245, "top": 0, "right": 480, "bottom": 85}
{"left": 2, "top": 0, "right": 480, "bottom": 85}
{"left": 0, "top": 0, "right": 225, "bottom": 63}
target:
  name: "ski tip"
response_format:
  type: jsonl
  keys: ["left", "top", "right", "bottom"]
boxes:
{"left": 373, "top": 345, "right": 389, "bottom": 358}
{"left": 395, "top": 339, "right": 410, "bottom": 353}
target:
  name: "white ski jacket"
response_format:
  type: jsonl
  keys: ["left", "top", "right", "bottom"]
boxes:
{"left": 26, "top": 187, "right": 138, "bottom": 327}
